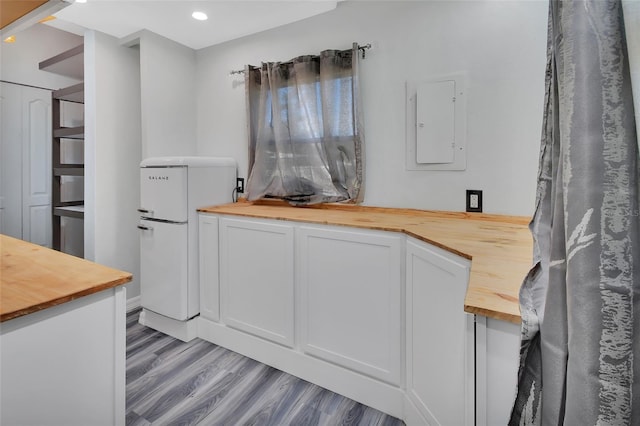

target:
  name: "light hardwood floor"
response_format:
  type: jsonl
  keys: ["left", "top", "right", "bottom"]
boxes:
{"left": 126, "top": 309, "right": 405, "bottom": 426}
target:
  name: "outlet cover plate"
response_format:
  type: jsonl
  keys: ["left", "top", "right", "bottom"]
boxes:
{"left": 466, "top": 189, "right": 483, "bottom": 213}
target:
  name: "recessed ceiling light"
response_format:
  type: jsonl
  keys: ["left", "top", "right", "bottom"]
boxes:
{"left": 192, "top": 11, "right": 208, "bottom": 21}
{"left": 75, "top": 0, "right": 87, "bottom": 3}
{"left": 4, "top": 35, "right": 16, "bottom": 43}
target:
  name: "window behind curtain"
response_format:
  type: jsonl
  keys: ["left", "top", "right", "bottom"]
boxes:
{"left": 244, "top": 44, "right": 364, "bottom": 205}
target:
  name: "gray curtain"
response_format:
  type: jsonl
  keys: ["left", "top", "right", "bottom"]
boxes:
{"left": 245, "top": 43, "right": 364, "bottom": 205}
{"left": 511, "top": 1, "right": 639, "bottom": 425}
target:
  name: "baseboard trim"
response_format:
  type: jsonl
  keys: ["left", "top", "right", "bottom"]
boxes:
{"left": 139, "top": 309, "right": 198, "bottom": 342}
{"left": 197, "top": 316, "right": 406, "bottom": 421}
{"left": 126, "top": 296, "right": 141, "bottom": 313}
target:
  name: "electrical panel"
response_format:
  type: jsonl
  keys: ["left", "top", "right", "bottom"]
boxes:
{"left": 416, "top": 80, "right": 456, "bottom": 164}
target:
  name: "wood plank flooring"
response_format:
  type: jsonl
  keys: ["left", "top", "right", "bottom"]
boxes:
{"left": 126, "top": 309, "right": 405, "bottom": 426}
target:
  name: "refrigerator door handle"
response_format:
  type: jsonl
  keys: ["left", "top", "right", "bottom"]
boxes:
{"left": 137, "top": 224, "right": 153, "bottom": 231}
{"left": 138, "top": 208, "right": 154, "bottom": 215}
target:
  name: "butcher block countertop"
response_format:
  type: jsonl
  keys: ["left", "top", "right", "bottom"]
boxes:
{"left": 199, "top": 200, "right": 534, "bottom": 324}
{"left": 1, "top": 235, "right": 132, "bottom": 322}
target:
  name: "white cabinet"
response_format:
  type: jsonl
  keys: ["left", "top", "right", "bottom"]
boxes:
{"left": 1, "top": 287, "right": 126, "bottom": 426}
{"left": 298, "top": 226, "right": 403, "bottom": 385}
{"left": 198, "top": 213, "right": 487, "bottom": 425}
{"left": 405, "top": 237, "right": 474, "bottom": 426}
{"left": 475, "top": 316, "right": 520, "bottom": 426}
{"left": 219, "top": 217, "right": 295, "bottom": 348}
{"left": 199, "top": 214, "right": 220, "bottom": 321}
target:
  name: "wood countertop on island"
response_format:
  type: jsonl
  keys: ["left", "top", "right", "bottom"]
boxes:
{"left": 1, "top": 235, "right": 132, "bottom": 322}
{"left": 199, "top": 200, "right": 533, "bottom": 324}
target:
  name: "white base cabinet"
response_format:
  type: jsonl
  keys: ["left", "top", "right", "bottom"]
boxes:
{"left": 475, "top": 316, "right": 521, "bottom": 426}
{"left": 406, "top": 238, "right": 474, "bottom": 426}
{"left": 198, "top": 213, "right": 507, "bottom": 425}
{"left": 1, "top": 287, "right": 126, "bottom": 426}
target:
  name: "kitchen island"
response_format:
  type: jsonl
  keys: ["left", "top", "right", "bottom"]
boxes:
{"left": 198, "top": 199, "right": 532, "bottom": 425}
{"left": 1, "top": 235, "right": 132, "bottom": 426}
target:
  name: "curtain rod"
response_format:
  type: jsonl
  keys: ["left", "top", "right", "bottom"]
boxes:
{"left": 229, "top": 43, "right": 372, "bottom": 76}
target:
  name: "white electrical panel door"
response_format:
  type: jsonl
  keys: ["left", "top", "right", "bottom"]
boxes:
{"left": 416, "top": 80, "right": 455, "bottom": 164}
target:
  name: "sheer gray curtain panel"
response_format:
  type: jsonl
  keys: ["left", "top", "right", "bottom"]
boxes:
{"left": 511, "top": 1, "right": 639, "bottom": 425}
{"left": 244, "top": 43, "right": 364, "bottom": 205}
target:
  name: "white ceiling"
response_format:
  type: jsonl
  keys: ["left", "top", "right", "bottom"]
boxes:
{"left": 48, "top": 1, "right": 339, "bottom": 50}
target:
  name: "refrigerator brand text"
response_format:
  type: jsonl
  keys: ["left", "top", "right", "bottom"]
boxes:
{"left": 148, "top": 176, "right": 169, "bottom": 180}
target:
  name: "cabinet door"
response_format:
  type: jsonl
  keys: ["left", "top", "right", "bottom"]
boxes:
{"left": 219, "top": 217, "right": 294, "bottom": 348}
{"left": 475, "top": 316, "right": 520, "bottom": 426}
{"left": 406, "top": 238, "right": 473, "bottom": 426}
{"left": 298, "top": 226, "right": 402, "bottom": 385}
{"left": 198, "top": 214, "right": 219, "bottom": 321}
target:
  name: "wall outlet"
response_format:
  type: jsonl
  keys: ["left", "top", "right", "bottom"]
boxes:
{"left": 466, "top": 189, "right": 482, "bottom": 213}
{"left": 236, "top": 178, "right": 245, "bottom": 194}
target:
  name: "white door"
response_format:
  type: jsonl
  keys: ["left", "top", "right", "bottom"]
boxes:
{"left": 139, "top": 219, "right": 189, "bottom": 320}
{"left": 0, "top": 83, "right": 21, "bottom": 238}
{"left": 0, "top": 83, "right": 51, "bottom": 246}
{"left": 22, "top": 86, "right": 52, "bottom": 246}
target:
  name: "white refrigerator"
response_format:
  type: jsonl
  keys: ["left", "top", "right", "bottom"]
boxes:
{"left": 138, "top": 157, "right": 236, "bottom": 325}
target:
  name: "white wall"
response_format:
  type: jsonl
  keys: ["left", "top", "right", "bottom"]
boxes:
{"left": 84, "top": 30, "right": 142, "bottom": 298}
{"left": 196, "top": 1, "right": 548, "bottom": 216}
{"left": 137, "top": 31, "right": 197, "bottom": 158}
{"left": 0, "top": 23, "right": 82, "bottom": 89}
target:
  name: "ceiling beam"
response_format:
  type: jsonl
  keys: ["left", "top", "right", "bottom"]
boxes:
{"left": 1, "top": 0, "right": 70, "bottom": 37}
